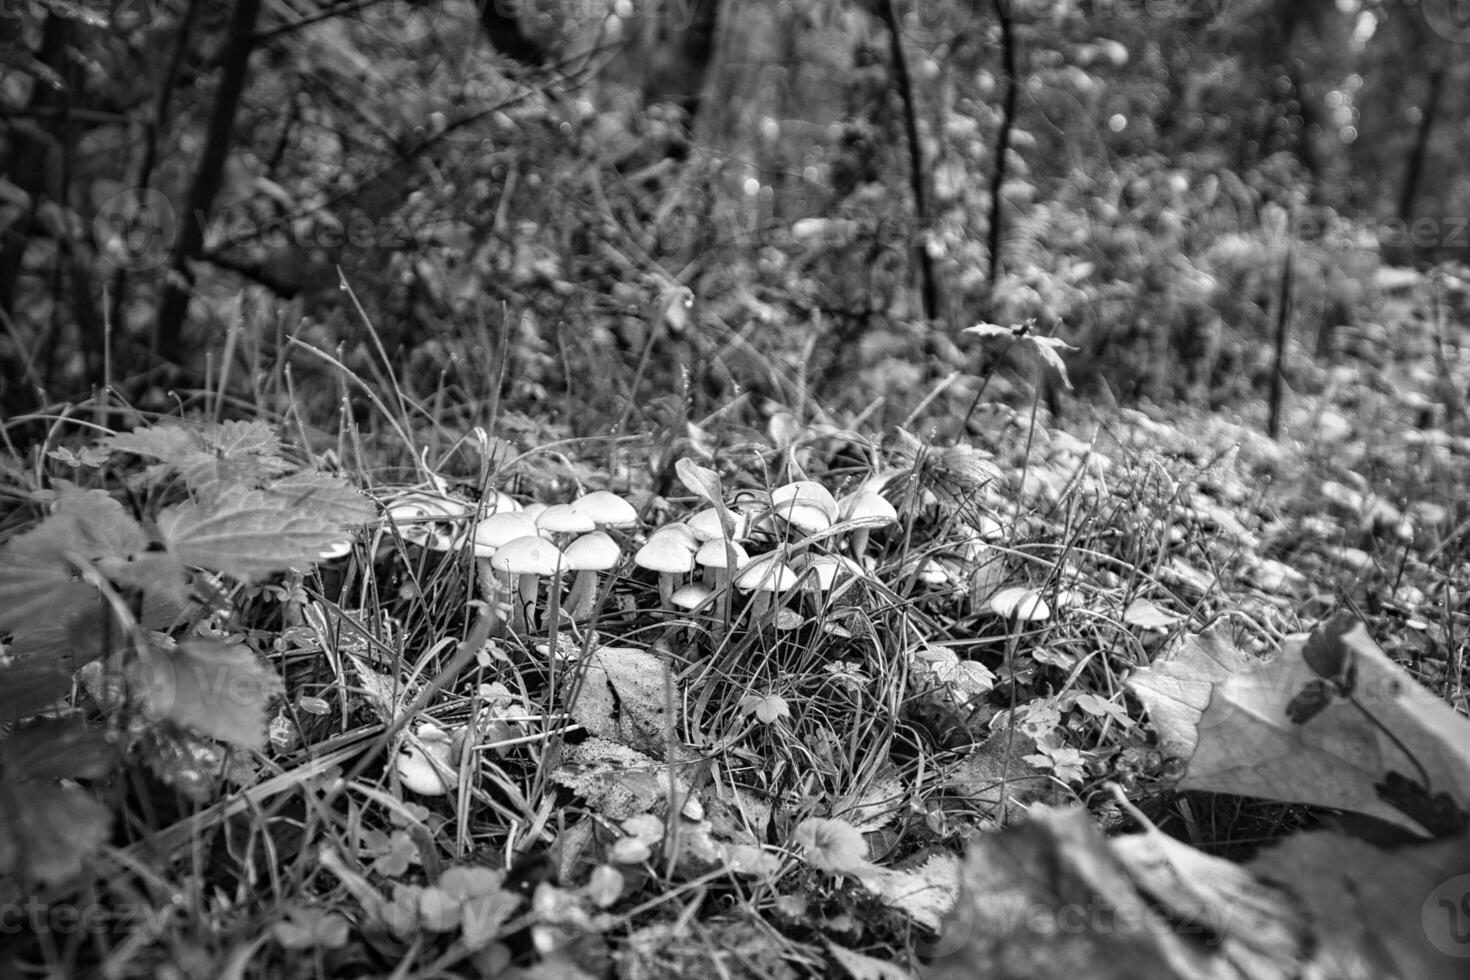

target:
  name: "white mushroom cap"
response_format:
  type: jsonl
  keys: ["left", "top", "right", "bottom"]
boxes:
{"left": 839, "top": 490, "right": 898, "bottom": 527}
{"left": 776, "top": 501, "right": 833, "bottom": 535}
{"left": 685, "top": 507, "right": 753, "bottom": 542}
{"left": 386, "top": 493, "right": 472, "bottom": 548}
{"left": 670, "top": 582, "right": 714, "bottom": 610}
{"left": 563, "top": 531, "right": 621, "bottom": 571}
{"left": 903, "top": 557, "right": 952, "bottom": 586}
{"left": 635, "top": 529, "right": 697, "bottom": 574}
{"left": 770, "top": 480, "right": 838, "bottom": 521}
{"left": 695, "top": 537, "right": 749, "bottom": 570}
{"left": 483, "top": 490, "right": 521, "bottom": 514}
{"left": 490, "top": 535, "right": 565, "bottom": 577}
{"left": 396, "top": 721, "right": 458, "bottom": 795}
{"left": 801, "top": 553, "right": 865, "bottom": 591}
{"left": 473, "top": 511, "right": 540, "bottom": 555}
{"left": 735, "top": 553, "right": 798, "bottom": 593}
{"left": 570, "top": 490, "right": 639, "bottom": 528}
{"left": 537, "top": 503, "right": 596, "bottom": 537}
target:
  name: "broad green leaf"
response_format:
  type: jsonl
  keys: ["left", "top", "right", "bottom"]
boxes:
{"left": 0, "top": 779, "right": 111, "bottom": 884}
{"left": 261, "top": 470, "right": 377, "bottom": 526}
{"left": 0, "top": 490, "right": 147, "bottom": 633}
{"left": 103, "top": 421, "right": 289, "bottom": 494}
{"left": 6, "top": 599, "right": 117, "bottom": 665}
{"left": 158, "top": 482, "right": 359, "bottom": 580}
{"left": 133, "top": 639, "right": 282, "bottom": 750}
{"left": 206, "top": 419, "right": 283, "bottom": 460}
{"left": 101, "top": 424, "right": 201, "bottom": 464}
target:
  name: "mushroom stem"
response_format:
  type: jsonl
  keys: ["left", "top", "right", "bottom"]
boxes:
{"left": 658, "top": 573, "right": 676, "bottom": 609}
{"left": 517, "top": 572, "right": 539, "bottom": 633}
{"left": 746, "top": 589, "right": 772, "bottom": 624}
{"left": 564, "top": 570, "right": 600, "bottom": 619}
{"left": 478, "top": 560, "right": 512, "bottom": 635}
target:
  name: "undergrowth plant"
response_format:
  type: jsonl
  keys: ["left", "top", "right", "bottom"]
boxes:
{"left": 0, "top": 419, "right": 373, "bottom": 883}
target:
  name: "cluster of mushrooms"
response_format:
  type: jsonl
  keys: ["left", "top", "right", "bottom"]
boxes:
{"left": 379, "top": 477, "right": 904, "bottom": 795}
{"left": 383, "top": 479, "right": 902, "bottom": 638}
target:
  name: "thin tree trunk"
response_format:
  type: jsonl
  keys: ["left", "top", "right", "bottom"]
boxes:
{"left": 876, "top": 0, "right": 940, "bottom": 326}
{"left": 154, "top": 0, "right": 263, "bottom": 365}
{"left": 985, "top": 0, "right": 1017, "bottom": 292}
{"left": 1267, "top": 245, "right": 1295, "bottom": 440}
{"left": 1397, "top": 65, "right": 1444, "bottom": 223}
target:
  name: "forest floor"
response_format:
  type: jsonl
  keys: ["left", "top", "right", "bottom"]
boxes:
{"left": 2, "top": 272, "right": 1469, "bottom": 979}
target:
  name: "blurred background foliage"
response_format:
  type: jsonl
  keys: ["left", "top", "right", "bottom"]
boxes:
{"left": 1, "top": 0, "right": 1466, "bottom": 431}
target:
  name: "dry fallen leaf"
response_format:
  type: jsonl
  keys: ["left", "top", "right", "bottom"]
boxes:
{"left": 1132, "top": 619, "right": 1470, "bottom": 836}
{"left": 927, "top": 805, "right": 1310, "bottom": 980}
{"left": 1246, "top": 828, "right": 1470, "bottom": 980}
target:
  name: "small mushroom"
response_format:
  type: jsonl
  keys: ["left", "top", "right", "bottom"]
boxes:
{"left": 570, "top": 490, "right": 639, "bottom": 529}
{"left": 670, "top": 582, "right": 714, "bottom": 612}
{"left": 670, "top": 582, "right": 715, "bottom": 644}
{"left": 695, "top": 536, "right": 748, "bottom": 625}
{"left": 685, "top": 507, "right": 753, "bottom": 543}
{"left": 561, "top": 531, "right": 621, "bottom": 619}
{"left": 770, "top": 480, "right": 839, "bottom": 539}
{"left": 635, "top": 526, "right": 698, "bottom": 608}
{"left": 838, "top": 490, "right": 898, "bottom": 559}
{"left": 473, "top": 511, "right": 542, "bottom": 625}
{"left": 396, "top": 721, "right": 458, "bottom": 796}
{"left": 799, "top": 553, "right": 865, "bottom": 616}
{"left": 735, "top": 551, "right": 798, "bottom": 622}
{"left": 536, "top": 503, "right": 596, "bottom": 545}
{"left": 386, "top": 492, "right": 473, "bottom": 550}
{"left": 490, "top": 535, "right": 565, "bottom": 634}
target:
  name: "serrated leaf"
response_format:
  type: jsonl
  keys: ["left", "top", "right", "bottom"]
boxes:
{"left": 103, "top": 421, "right": 289, "bottom": 494}
{"left": 0, "top": 490, "right": 148, "bottom": 633}
{"left": 102, "top": 424, "right": 201, "bottom": 464}
{"left": 205, "top": 419, "right": 283, "bottom": 460}
{"left": 261, "top": 470, "right": 376, "bottom": 527}
{"left": 2, "top": 716, "right": 117, "bottom": 780}
{"left": 133, "top": 639, "right": 282, "bottom": 750}
{"left": 157, "top": 483, "right": 357, "bottom": 579}
{"left": 0, "top": 779, "right": 111, "bottom": 884}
